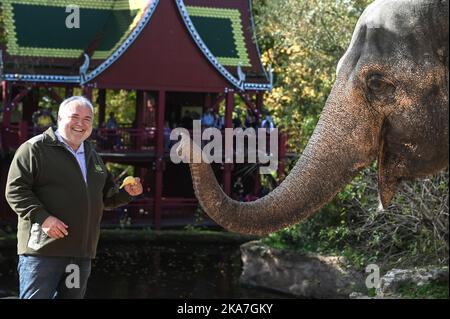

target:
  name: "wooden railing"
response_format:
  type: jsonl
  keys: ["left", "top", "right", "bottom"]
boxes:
{"left": 1, "top": 122, "right": 292, "bottom": 157}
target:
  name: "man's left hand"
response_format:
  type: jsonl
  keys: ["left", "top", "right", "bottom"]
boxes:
{"left": 124, "top": 177, "right": 143, "bottom": 196}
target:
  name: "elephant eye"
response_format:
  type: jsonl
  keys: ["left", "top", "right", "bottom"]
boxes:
{"left": 367, "top": 74, "right": 395, "bottom": 96}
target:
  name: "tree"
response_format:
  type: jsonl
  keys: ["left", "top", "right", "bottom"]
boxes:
{"left": 253, "top": 0, "right": 373, "bottom": 152}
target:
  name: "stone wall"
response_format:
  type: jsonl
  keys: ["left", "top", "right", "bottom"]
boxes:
{"left": 240, "top": 240, "right": 366, "bottom": 298}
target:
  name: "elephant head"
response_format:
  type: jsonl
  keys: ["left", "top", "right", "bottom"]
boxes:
{"left": 178, "top": 0, "right": 449, "bottom": 235}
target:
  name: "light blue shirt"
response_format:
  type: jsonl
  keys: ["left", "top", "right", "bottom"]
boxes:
{"left": 55, "top": 130, "right": 88, "bottom": 183}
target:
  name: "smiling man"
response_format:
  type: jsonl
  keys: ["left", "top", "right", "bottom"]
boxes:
{"left": 5, "top": 96, "right": 143, "bottom": 299}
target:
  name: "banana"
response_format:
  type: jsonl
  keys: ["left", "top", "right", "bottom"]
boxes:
{"left": 120, "top": 176, "right": 136, "bottom": 189}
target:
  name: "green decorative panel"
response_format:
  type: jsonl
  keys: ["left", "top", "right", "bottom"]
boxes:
{"left": 2, "top": 0, "right": 148, "bottom": 59}
{"left": 186, "top": 6, "right": 251, "bottom": 67}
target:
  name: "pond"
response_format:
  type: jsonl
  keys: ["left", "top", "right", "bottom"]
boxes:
{"left": 0, "top": 240, "right": 293, "bottom": 299}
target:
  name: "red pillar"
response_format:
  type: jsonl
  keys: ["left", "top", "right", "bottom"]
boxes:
{"left": 97, "top": 89, "right": 106, "bottom": 127}
{"left": 82, "top": 87, "right": 92, "bottom": 101}
{"left": 22, "top": 87, "right": 39, "bottom": 125}
{"left": 135, "top": 91, "right": 144, "bottom": 128}
{"left": 1, "top": 81, "right": 11, "bottom": 128}
{"left": 154, "top": 90, "right": 166, "bottom": 229}
{"left": 223, "top": 89, "right": 234, "bottom": 196}
{"left": 204, "top": 93, "right": 212, "bottom": 112}
{"left": 277, "top": 133, "right": 287, "bottom": 182}
{"left": 135, "top": 90, "right": 145, "bottom": 150}
{"left": 255, "top": 92, "right": 264, "bottom": 192}
{"left": 256, "top": 92, "right": 264, "bottom": 121}
{"left": 65, "top": 86, "right": 74, "bottom": 98}
{"left": 18, "top": 121, "right": 28, "bottom": 144}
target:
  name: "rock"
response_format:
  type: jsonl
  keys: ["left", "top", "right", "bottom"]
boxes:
{"left": 239, "top": 240, "right": 366, "bottom": 299}
{"left": 377, "top": 266, "right": 449, "bottom": 298}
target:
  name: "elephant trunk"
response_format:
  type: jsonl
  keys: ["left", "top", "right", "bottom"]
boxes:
{"left": 181, "top": 87, "right": 382, "bottom": 235}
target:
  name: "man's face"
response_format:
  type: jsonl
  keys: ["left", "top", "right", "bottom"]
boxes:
{"left": 58, "top": 102, "right": 93, "bottom": 149}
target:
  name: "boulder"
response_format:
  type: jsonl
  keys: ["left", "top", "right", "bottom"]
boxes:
{"left": 239, "top": 240, "right": 365, "bottom": 298}
{"left": 377, "top": 266, "right": 449, "bottom": 298}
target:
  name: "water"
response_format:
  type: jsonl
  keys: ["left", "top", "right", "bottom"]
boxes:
{"left": 0, "top": 241, "right": 293, "bottom": 299}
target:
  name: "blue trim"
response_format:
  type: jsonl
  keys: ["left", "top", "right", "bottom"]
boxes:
{"left": 243, "top": 82, "right": 272, "bottom": 91}
{"left": 176, "top": 0, "right": 270, "bottom": 92}
{"left": 84, "top": 0, "right": 159, "bottom": 84}
{"left": 248, "top": 0, "right": 270, "bottom": 83}
{"left": 4, "top": 73, "right": 79, "bottom": 83}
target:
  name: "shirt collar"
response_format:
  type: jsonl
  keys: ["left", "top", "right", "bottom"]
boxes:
{"left": 55, "top": 129, "right": 84, "bottom": 154}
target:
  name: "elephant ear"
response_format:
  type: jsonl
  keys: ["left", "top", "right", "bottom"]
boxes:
{"left": 377, "top": 121, "right": 402, "bottom": 209}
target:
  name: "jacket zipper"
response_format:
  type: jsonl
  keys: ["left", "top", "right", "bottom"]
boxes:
{"left": 57, "top": 144, "right": 92, "bottom": 256}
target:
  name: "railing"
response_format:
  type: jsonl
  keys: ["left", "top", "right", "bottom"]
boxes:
{"left": 1, "top": 122, "right": 292, "bottom": 157}
{"left": 92, "top": 127, "right": 156, "bottom": 152}
{"left": 0, "top": 123, "right": 157, "bottom": 152}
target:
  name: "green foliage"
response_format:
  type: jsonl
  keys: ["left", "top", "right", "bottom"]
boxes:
{"left": 367, "top": 288, "right": 376, "bottom": 297}
{"left": 263, "top": 168, "right": 449, "bottom": 271}
{"left": 104, "top": 90, "right": 136, "bottom": 125}
{"left": 397, "top": 281, "right": 449, "bottom": 299}
{"left": 253, "top": 0, "right": 373, "bottom": 153}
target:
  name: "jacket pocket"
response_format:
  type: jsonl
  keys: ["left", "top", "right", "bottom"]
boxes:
{"left": 27, "top": 223, "right": 57, "bottom": 251}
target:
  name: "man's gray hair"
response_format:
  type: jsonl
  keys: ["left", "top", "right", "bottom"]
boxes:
{"left": 58, "top": 96, "right": 94, "bottom": 118}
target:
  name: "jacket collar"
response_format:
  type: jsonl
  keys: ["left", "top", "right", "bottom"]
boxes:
{"left": 42, "top": 127, "right": 93, "bottom": 156}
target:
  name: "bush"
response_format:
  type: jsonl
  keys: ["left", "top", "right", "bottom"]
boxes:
{"left": 263, "top": 167, "right": 449, "bottom": 271}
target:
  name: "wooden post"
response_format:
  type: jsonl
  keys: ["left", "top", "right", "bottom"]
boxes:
{"left": 154, "top": 90, "right": 166, "bottom": 230}
{"left": 97, "top": 89, "right": 106, "bottom": 127}
{"left": 256, "top": 92, "right": 263, "bottom": 121}
{"left": 204, "top": 93, "right": 212, "bottom": 112}
{"left": 18, "top": 121, "right": 28, "bottom": 144}
{"left": 65, "top": 86, "right": 74, "bottom": 98}
{"left": 135, "top": 90, "right": 145, "bottom": 150}
{"left": 46, "top": 87, "right": 63, "bottom": 104}
{"left": 277, "top": 133, "right": 287, "bottom": 182}
{"left": 22, "top": 87, "right": 39, "bottom": 125}
{"left": 255, "top": 92, "right": 264, "bottom": 194}
{"left": 1, "top": 81, "right": 11, "bottom": 128}
{"left": 223, "top": 89, "right": 234, "bottom": 196}
{"left": 135, "top": 90, "right": 143, "bottom": 128}
{"left": 253, "top": 166, "right": 262, "bottom": 196}
{"left": 82, "top": 86, "right": 92, "bottom": 101}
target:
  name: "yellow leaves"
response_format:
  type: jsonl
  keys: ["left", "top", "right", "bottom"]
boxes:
{"left": 281, "top": 95, "right": 292, "bottom": 103}
{"left": 261, "top": 50, "right": 273, "bottom": 66}
{"left": 283, "top": 75, "right": 291, "bottom": 85}
{"left": 303, "top": 86, "right": 316, "bottom": 98}
{"left": 284, "top": 44, "right": 301, "bottom": 55}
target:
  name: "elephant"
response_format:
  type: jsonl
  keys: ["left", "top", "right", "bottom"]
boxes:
{"left": 178, "top": 0, "right": 449, "bottom": 235}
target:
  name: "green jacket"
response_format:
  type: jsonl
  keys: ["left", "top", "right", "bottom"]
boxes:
{"left": 5, "top": 128, "right": 133, "bottom": 258}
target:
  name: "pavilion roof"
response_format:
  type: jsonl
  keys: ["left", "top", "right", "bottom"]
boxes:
{"left": 0, "top": 0, "right": 271, "bottom": 91}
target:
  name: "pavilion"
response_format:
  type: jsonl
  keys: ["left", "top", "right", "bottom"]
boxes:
{"left": 0, "top": 0, "right": 287, "bottom": 228}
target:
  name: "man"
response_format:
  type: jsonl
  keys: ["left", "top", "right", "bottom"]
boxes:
{"left": 5, "top": 96, "right": 143, "bottom": 299}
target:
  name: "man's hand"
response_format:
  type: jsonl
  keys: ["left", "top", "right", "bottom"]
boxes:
{"left": 123, "top": 177, "right": 143, "bottom": 196}
{"left": 42, "top": 216, "right": 69, "bottom": 239}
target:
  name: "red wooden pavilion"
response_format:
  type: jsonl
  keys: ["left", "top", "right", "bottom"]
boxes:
{"left": 0, "top": 0, "right": 287, "bottom": 228}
